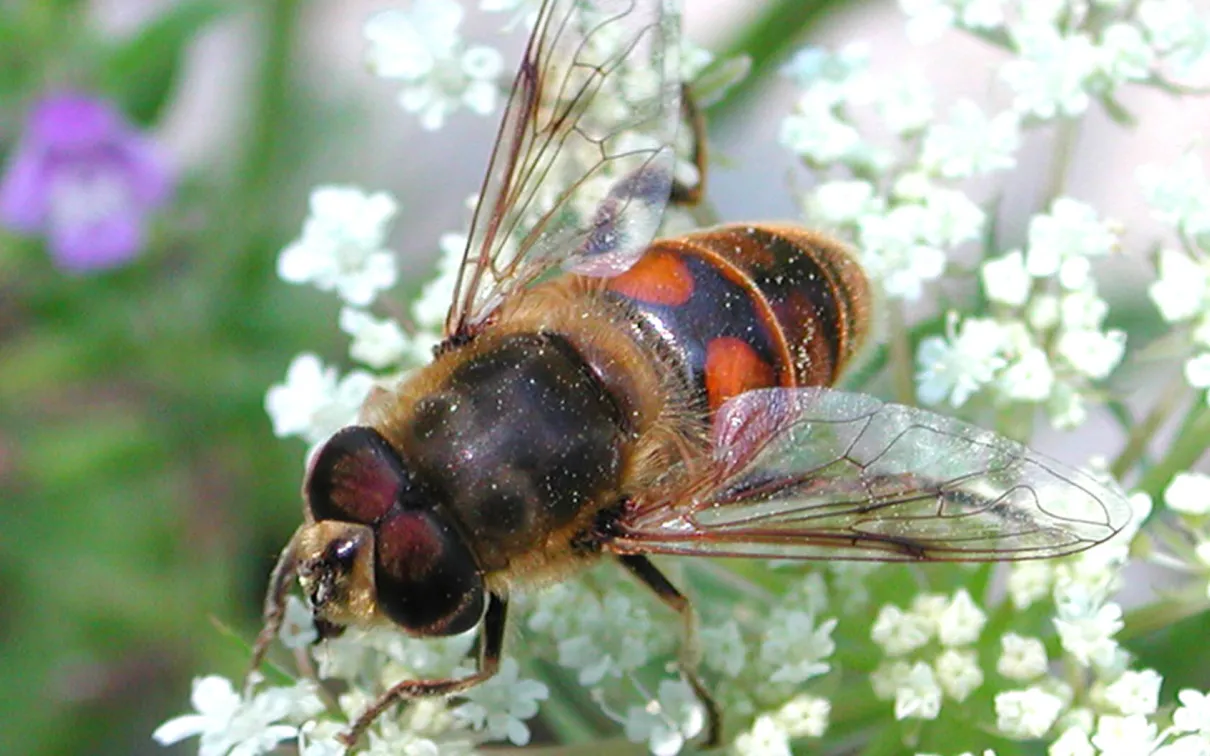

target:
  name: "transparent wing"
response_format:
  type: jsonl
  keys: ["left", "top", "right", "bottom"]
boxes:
{"left": 610, "top": 388, "right": 1132, "bottom": 561}
{"left": 445, "top": 0, "right": 681, "bottom": 338}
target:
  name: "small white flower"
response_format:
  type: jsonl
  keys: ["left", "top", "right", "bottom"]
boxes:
{"left": 297, "top": 720, "right": 348, "bottom": 756}
{"left": 1050, "top": 725, "right": 1095, "bottom": 756}
{"left": 365, "top": 0, "right": 461, "bottom": 78}
{"left": 773, "top": 694, "right": 830, "bottom": 738}
{"left": 1103, "top": 669, "right": 1162, "bottom": 716}
{"left": 877, "top": 71, "right": 935, "bottom": 135}
{"left": 937, "top": 589, "right": 987, "bottom": 646}
{"left": 1165, "top": 472, "right": 1210, "bottom": 515}
{"left": 1008, "top": 560, "right": 1054, "bottom": 609}
{"left": 734, "top": 714, "right": 791, "bottom": 756}
{"left": 872, "top": 660, "right": 913, "bottom": 700}
{"left": 760, "top": 610, "right": 837, "bottom": 684}
{"left": 264, "top": 353, "right": 376, "bottom": 445}
{"left": 916, "top": 185, "right": 986, "bottom": 248}
{"left": 411, "top": 240, "right": 465, "bottom": 332}
{"left": 1150, "top": 248, "right": 1210, "bottom": 324}
{"left": 1154, "top": 733, "right": 1210, "bottom": 756}
{"left": 338, "top": 307, "right": 418, "bottom": 369}
{"left": 1055, "top": 328, "right": 1126, "bottom": 380}
{"left": 805, "top": 180, "right": 883, "bottom": 227}
{"left": 1001, "top": 25, "right": 1099, "bottom": 118}
{"left": 934, "top": 648, "right": 984, "bottom": 702}
{"left": 365, "top": 1, "right": 506, "bottom": 130}
{"left": 871, "top": 603, "right": 933, "bottom": 656}
{"left": 780, "top": 90, "right": 863, "bottom": 165}
{"left": 1137, "top": 0, "right": 1210, "bottom": 83}
{"left": 982, "top": 250, "right": 1032, "bottom": 307}
{"left": 920, "top": 101, "right": 1020, "bottom": 178}
{"left": 1187, "top": 353, "right": 1210, "bottom": 390}
{"left": 278, "top": 186, "right": 399, "bottom": 306}
{"left": 900, "top": 0, "right": 958, "bottom": 44}
{"left": 894, "top": 662, "right": 943, "bottom": 720}
{"left": 1096, "top": 23, "right": 1154, "bottom": 83}
{"left": 998, "top": 633, "right": 1048, "bottom": 681}
{"left": 1054, "top": 601, "right": 1124, "bottom": 669}
{"left": 996, "top": 686, "right": 1065, "bottom": 738}
{"left": 1024, "top": 198, "right": 1116, "bottom": 287}
{"left": 279, "top": 595, "right": 318, "bottom": 650}
{"left": 362, "top": 713, "right": 452, "bottom": 756}
{"left": 153, "top": 676, "right": 322, "bottom": 756}
{"left": 452, "top": 658, "right": 548, "bottom": 746}
{"left": 1060, "top": 288, "right": 1111, "bottom": 331}
{"left": 1138, "top": 153, "right": 1210, "bottom": 238}
{"left": 916, "top": 314, "right": 1008, "bottom": 407}
{"left": 1091, "top": 714, "right": 1159, "bottom": 756}
{"left": 1174, "top": 689, "right": 1210, "bottom": 734}
{"left": 1000, "top": 346, "right": 1056, "bottom": 402}
{"left": 621, "top": 678, "right": 705, "bottom": 756}
{"left": 700, "top": 620, "right": 747, "bottom": 679}
{"left": 857, "top": 206, "right": 948, "bottom": 300}
{"left": 781, "top": 43, "right": 872, "bottom": 90}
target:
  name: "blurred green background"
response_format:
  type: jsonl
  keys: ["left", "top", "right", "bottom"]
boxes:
{"left": 0, "top": 1, "right": 838, "bottom": 753}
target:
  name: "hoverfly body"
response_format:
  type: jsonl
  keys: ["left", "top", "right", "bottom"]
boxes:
{"left": 249, "top": 0, "right": 1132, "bottom": 749}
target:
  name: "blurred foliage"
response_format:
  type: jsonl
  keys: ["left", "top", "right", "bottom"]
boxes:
{"left": 0, "top": 1, "right": 844, "bottom": 754}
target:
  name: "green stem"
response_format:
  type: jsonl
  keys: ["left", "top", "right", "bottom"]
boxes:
{"left": 1110, "top": 371, "right": 1189, "bottom": 480}
{"left": 888, "top": 303, "right": 915, "bottom": 405}
{"left": 1135, "top": 402, "right": 1210, "bottom": 501}
{"left": 1042, "top": 117, "right": 1082, "bottom": 207}
{"left": 1120, "top": 591, "right": 1210, "bottom": 643}
{"left": 208, "top": 0, "right": 301, "bottom": 301}
{"left": 707, "top": 0, "right": 842, "bottom": 123}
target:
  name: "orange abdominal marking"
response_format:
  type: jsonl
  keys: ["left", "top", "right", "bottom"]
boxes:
{"left": 607, "top": 248, "right": 694, "bottom": 306}
{"left": 704, "top": 337, "right": 777, "bottom": 411}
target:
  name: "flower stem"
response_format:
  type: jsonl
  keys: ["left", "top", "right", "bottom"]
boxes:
{"left": 1042, "top": 117, "right": 1082, "bottom": 207}
{"left": 1119, "top": 590, "right": 1210, "bottom": 642}
{"left": 888, "top": 303, "right": 915, "bottom": 405}
{"left": 1110, "top": 370, "right": 1189, "bottom": 481}
{"left": 1135, "top": 401, "right": 1210, "bottom": 501}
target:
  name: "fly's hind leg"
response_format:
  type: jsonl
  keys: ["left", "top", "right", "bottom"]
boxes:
{"left": 670, "top": 83, "right": 708, "bottom": 208}
{"left": 617, "top": 554, "right": 721, "bottom": 748}
{"left": 337, "top": 592, "right": 508, "bottom": 751}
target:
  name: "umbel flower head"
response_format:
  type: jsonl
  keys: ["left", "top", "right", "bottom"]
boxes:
{"left": 0, "top": 90, "right": 173, "bottom": 271}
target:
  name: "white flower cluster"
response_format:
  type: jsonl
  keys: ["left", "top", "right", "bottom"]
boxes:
{"left": 780, "top": 1, "right": 1210, "bottom": 430}
{"left": 868, "top": 589, "right": 988, "bottom": 721}
{"left": 1142, "top": 152, "right": 1210, "bottom": 401}
{"left": 157, "top": 597, "right": 549, "bottom": 754}
{"left": 917, "top": 196, "right": 1126, "bottom": 428}
{"left": 265, "top": 185, "right": 455, "bottom": 449}
{"left": 1161, "top": 471, "right": 1210, "bottom": 603}
{"left": 521, "top": 562, "right": 840, "bottom": 755}
{"left": 781, "top": 43, "right": 1012, "bottom": 301}
{"left": 365, "top": 0, "right": 507, "bottom": 130}
{"left": 904, "top": 0, "right": 1210, "bottom": 106}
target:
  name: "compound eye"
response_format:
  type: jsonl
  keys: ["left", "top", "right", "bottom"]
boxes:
{"left": 374, "top": 509, "right": 485, "bottom": 636}
{"left": 306, "top": 426, "right": 405, "bottom": 524}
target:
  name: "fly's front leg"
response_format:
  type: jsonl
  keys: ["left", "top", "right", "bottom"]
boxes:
{"left": 617, "top": 554, "right": 721, "bottom": 748}
{"left": 337, "top": 592, "right": 508, "bottom": 750}
{"left": 247, "top": 526, "right": 304, "bottom": 687}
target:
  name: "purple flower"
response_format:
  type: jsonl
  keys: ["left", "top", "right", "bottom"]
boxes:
{"left": 0, "top": 91, "right": 173, "bottom": 272}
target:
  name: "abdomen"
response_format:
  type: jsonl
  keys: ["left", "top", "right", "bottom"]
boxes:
{"left": 603, "top": 224, "right": 872, "bottom": 413}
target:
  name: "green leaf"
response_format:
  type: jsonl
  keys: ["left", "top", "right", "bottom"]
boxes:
{"left": 100, "top": 0, "right": 232, "bottom": 125}
{"left": 707, "top": 0, "right": 846, "bottom": 121}
{"left": 690, "top": 55, "right": 752, "bottom": 108}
